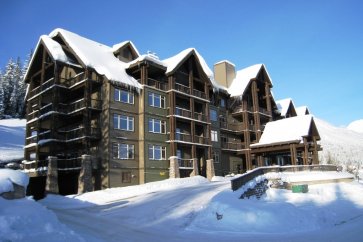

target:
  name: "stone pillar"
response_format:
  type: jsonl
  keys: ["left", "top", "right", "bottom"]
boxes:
{"left": 190, "top": 158, "right": 199, "bottom": 177}
{"left": 206, "top": 159, "right": 215, "bottom": 181}
{"left": 78, "top": 155, "right": 93, "bottom": 194}
{"left": 169, "top": 156, "right": 180, "bottom": 179}
{"left": 45, "top": 156, "right": 59, "bottom": 194}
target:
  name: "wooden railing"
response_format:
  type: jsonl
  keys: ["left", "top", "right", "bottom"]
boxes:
{"left": 147, "top": 78, "right": 168, "bottom": 91}
{"left": 178, "top": 159, "right": 194, "bottom": 169}
{"left": 231, "top": 165, "right": 339, "bottom": 191}
{"left": 221, "top": 142, "right": 243, "bottom": 150}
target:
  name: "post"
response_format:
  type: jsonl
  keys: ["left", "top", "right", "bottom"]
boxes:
{"left": 190, "top": 158, "right": 199, "bottom": 177}
{"left": 169, "top": 156, "right": 180, "bottom": 178}
{"left": 78, "top": 155, "right": 93, "bottom": 194}
{"left": 206, "top": 159, "right": 215, "bottom": 181}
{"left": 45, "top": 156, "right": 59, "bottom": 194}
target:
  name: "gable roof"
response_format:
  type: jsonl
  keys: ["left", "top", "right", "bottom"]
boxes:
{"left": 276, "top": 98, "right": 295, "bottom": 117}
{"left": 112, "top": 40, "right": 140, "bottom": 56}
{"left": 227, "top": 64, "right": 272, "bottom": 97}
{"left": 251, "top": 115, "right": 320, "bottom": 147}
{"left": 296, "top": 106, "right": 310, "bottom": 116}
{"left": 162, "top": 48, "right": 224, "bottom": 91}
{"left": 49, "top": 28, "right": 141, "bottom": 90}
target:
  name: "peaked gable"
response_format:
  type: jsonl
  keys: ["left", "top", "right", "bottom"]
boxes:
{"left": 112, "top": 41, "right": 140, "bottom": 62}
{"left": 227, "top": 64, "right": 272, "bottom": 98}
{"left": 49, "top": 28, "right": 141, "bottom": 90}
{"left": 162, "top": 48, "right": 223, "bottom": 91}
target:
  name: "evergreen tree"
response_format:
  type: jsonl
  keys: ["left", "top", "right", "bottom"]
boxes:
{"left": 0, "top": 70, "right": 4, "bottom": 117}
{"left": 2, "top": 58, "right": 16, "bottom": 116}
{"left": 9, "top": 58, "right": 22, "bottom": 116}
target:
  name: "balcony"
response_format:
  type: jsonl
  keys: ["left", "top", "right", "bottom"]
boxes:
{"left": 194, "top": 135, "right": 209, "bottom": 144}
{"left": 192, "top": 89, "right": 206, "bottom": 99}
{"left": 232, "top": 106, "right": 253, "bottom": 114}
{"left": 175, "top": 107, "right": 192, "bottom": 119}
{"left": 175, "top": 132, "right": 192, "bottom": 142}
{"left": 147, "top": 78, "right": 168, "bottom": 91}
{"left": 178, "top": 158, "right": 194, "bottom": 169}
{"left": 193, "top": 112, "right": 207, "bottom": 122}
{"left": 221, "top": 142, "right": 244, "bottom": 150}
{"left": 220, "top": 121, "right": 244, "bottom": 132}
{"left": 174, "top": 83, "right": 190, "bottom": 94}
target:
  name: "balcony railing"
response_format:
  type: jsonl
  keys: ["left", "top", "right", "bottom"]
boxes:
{"left": 175, "top": 107, "right": 192, "bottom": 118}
{"left": 192, "top": 89, "right": 206, "bottom": 99}
{"left": 194, "top": 112, "right": 207, "bottom": 122}
{"left": 194, "top": 135, "right": 209, "bottom": 144}
{"left": 147, "top": 78, "right": 168, "bottom": 91}
{"left": 221, "top": 142, "right": 243, "bottom": 150}
{"left": 175, "top": 132, "right": 192, "bottom": 142}
{"left": 178, "top": 158, "right": 194, "bottom": 169}
{"left": 219, "top": 121, "right": 244, "bottom": 132}
{"left": 232, "top": 106, "right": 254, "bottom": 114}
{"left": 174, "top": 83, "right": 190, "bottom": 94}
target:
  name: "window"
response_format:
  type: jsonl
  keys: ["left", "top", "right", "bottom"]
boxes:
{"left": 148, "top": 92, "right": 165, "bottom": 108}
{"left": 211, "top": 130, "right": 218, "bottom": 142}
{"left": 112, "top": 143, "right": 134, "bottom": 159}
{"left": 220, "top": 98, "right": 226, "bottom": 108}
{"left": 210, "top": 109, "right": 217, "bottom": 121}
{"left": 122, "top": 172, "right": 132, "bottom": 183}
{"left": 113, "top": 114, "right": 134, "bottom": 131}
{"left": 114, "top": 89, "right": 134, "bottom": 104}
{"left": 148, "top": 145, "right": 166, "bottom": 160}
{"left": 148, "top": 118, "right": 166, "bottom": 134}
{"left": 213, "top": 152, "right": 220, "bottom": 163}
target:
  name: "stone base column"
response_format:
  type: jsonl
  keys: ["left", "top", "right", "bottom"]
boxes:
{"left": 206, "top": 159, "right": 215, "bottom": 181}
{"left": 169, "top": 156, "right": 180, "bottom": 178}
{"left": 45, "top": 156, "right": 59, "bottom": 194}
{"left": 78, "top": 155, "right": 93, "bottom": 194}
{"left": 190, "top": 158, "right": 199, "bottom": 177}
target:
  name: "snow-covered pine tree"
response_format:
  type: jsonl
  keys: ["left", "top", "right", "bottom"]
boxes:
{"left": 0, "top": 70, "right": 4, "bottom": 117}
{"left": 18, "top": 52, "right": 32, "bottom": 118}
{"left": 9, "top": 58, "right": 23, "bottom": 117}
{"left": 2, "top": 58, "right": 16, "bottom": 116}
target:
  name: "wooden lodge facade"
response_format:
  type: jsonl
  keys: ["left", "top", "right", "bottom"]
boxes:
{"left": 22, "top": 29, "right": 322, "bottom": 195}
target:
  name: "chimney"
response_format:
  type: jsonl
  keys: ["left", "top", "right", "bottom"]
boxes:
{"left": 213, "top": 60, "right": 236, "bottom": 88}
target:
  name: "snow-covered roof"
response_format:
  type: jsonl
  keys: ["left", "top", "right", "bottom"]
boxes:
{"left": 49, "top": 28, "right": 142, "bottom": 90}
{"left": 276, "top": 98, "right": 294, "bottom": 117}
{"left": 251, "top": 115, "right": 317, "bottom": 147}
{"left": 227, "top": 64, "right": 271, "bottom": 97}
{"left": 112, "top": 40, "right": 140, "bottom": 56}
{"left": 296, "top": 106, "right": 310, "bottom": 116}
{"left": 162, "top": 48, "right": 225, "bottom": 91}
{"left": 41, "top": 35, "right": 71, "bottom": 64}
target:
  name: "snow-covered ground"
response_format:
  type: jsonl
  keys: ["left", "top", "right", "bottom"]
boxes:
{"left": 0, "top": 119, "right": 26, "bottom": 162}
{"left": 2, "top": 170, "right": 363, "bottom": 242}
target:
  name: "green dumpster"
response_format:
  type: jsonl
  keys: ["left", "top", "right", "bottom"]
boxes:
{"left": 292, "top": 184, "right": 308, "bottom": 193}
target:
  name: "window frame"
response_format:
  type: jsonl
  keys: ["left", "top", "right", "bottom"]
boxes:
{"left": 113, "top": 114, "right": 134, "bottom": 131}
{"left": 112, "top": 143, "right": 135, "bottom": 160}
{"left": 211, "top": 130, "right": 218, "bottom": 142}
{"left": 114, "top": 88, "right": 134, "bottom": 104}
{"left": 148, "top": 144, "right": 167, "bottom": 160}
{"left": 148, "top": 118, "right": 166, "bottom": 134}
{"left": 148, "top": 92, "right": 165, "bottom": 109}
{"left": 210, "top": 109, "right": 218, "bottom": 122}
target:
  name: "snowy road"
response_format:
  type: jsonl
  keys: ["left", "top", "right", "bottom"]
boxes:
{"left": 43, "top": 180, "right": 230, "bottom": 242}
{"left": 40, "top": 176, "right": 363, "bottom": 242}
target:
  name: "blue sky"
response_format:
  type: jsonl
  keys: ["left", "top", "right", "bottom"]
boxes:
{"left": 1, "top": 0, "right": 362, "bottom": 126}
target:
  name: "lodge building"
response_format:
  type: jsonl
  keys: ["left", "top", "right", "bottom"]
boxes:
{"left": 22, "top": 29, "right": 322, "bottom": 195}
